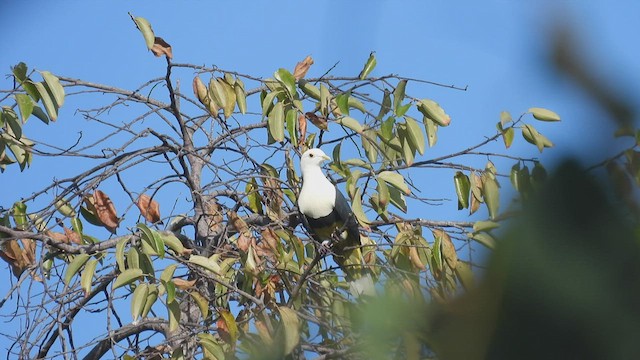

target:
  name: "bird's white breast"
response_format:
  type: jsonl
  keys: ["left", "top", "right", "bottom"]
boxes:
{"left": 298, "top": 175, "right": 336, "bottom": 219}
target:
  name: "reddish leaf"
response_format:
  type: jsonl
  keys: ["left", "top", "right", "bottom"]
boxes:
{"left": 63, "top": 225, "right": 82, "bottom": 244}
{"left": 0, "top": 240, "right": 27, "bottom": 277}
{"left": 93, "top": 190, "right": 119, "bottom": 233}
{"left": 293, "top": 55, "right": 314, "bottom": 80}
{"left": 298, "top": 114, "right": 307, "bottom": 147}
{"left": 305, "top": 112, "right": 328, "bottom": 131}
{"left": 137, "top": 194, "right": 162, "bottom": 224}
{"left": 151, "top": 37, "right": 173, "bottom": 59}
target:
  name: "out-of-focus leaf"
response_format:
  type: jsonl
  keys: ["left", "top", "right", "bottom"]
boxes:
{"left": 436, "top": 229, "right": 457, "bottom": 269}
{"left": 500, "top": 110, "right": 512, "bottom": 127}
{"left": 529, "top": 107, "right": 561, "bottom": 122}
{"left": 189, "top": 255, "right": 221, "bottom": 274}
{"left": 219, "top": 309, "right": 239, "bottom": 343}
{"left": 112, "top": 268, "right": 143, "bottom": 290}
{"left": 454, "top": 171, "right": 471, "bottom": 210}
{"left": 268, "top": 102, "right": 285, "bottom": 143}
{"left": 64, "top": 253, "right": 90, "bottom": 286}
{"left": 358, "top": 51, "right": 376, "bottom": 80}
{"left": 469, "top": 232, "right": 496, "bottom": 248}
{"left": 473, "top": 220, "right": 500, "bottom": 233}
{"left": 189, "top": 291, "right": 209, "bottom": 319}
{"left": 168, "top": 298, "right": 180, "bottom": 332}
{"left": 455, "top": 261, "right": 474, "bottom": 290}
{"left": 278, "top": 306, "right": 300, "bottom": 355}
{"left": 198, "top": 333, "right": 225, "bottom": 360}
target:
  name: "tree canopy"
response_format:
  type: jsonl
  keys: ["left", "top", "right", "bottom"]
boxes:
{"left": 1, "top": 15, "right": 638, "bottom": 360}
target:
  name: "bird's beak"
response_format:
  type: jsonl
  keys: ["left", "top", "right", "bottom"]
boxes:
{"left": 322, "top": 155, "right": 332, "bottom": 162}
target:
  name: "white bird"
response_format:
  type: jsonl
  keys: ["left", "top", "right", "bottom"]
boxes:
{"left": 298, "top": 148, "right": 374, "bottom": 296}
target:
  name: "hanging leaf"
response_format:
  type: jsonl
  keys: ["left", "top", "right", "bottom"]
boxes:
{"left": 132, "top": 15, "right": 155, "bottom": 49}
{"left": 218, "top": 309, "right": 239, "bottom": 343}
{"left": 131, "top": 283, "right": 149, "bottom": 321}
{"left": 298, "top": 80, "right": 321, "bottom": 100}
{"left": 92, "top": 190, "right": 119, "bottom": 233}
{"left": 423, "top": 116, "right": 438, "bottom": 147}
{"left": 481, "top": 174, "right": 500, "bottom": 220}
{"left": 377, "top": 90, "right": 392, "bottom": 120}
{"left": 500, "top": 110, "right": 512, "bottom": 127}
{"left": 378, "top": 171, "right": 411, "bottom": 195}
{"left": 358, "top": 51, "right": 377, "bottom": 80}
{"left": 455, "top": 261, "right": 474, "bottom": 290}
{"left": 268, "top": 102, "right": 285, "bottom": 143}
{"left": 167, "top": 298, "right": 180, "bottom": 332}
{"left": 80, "top": 258, "right": 98, "bottom": 296}
{"left": 286, "top": 109, "right": 298, "bottom": 147}
{"left": 417, "top": 99, "right": 451, "bottom": 127}
{"left": 529, "top": 107, "right": 560, "bottom": 122}
{"left": 274, "top": 68, "right": 297, "bottom": 99}
{"left": 278, "top": 306, "right": 300, "bottom": 355}
{"left": 473, "top": 220, "right": 500, "bottom": 233}
{"left": 522, "top": 124, "right": 553, "bottom": 152}
{"left": 137, "top": 194, "right": 162, "bottom": 224}
{"left": 40, "top": 71, "right": 65, "bottom": 107}
{"left": 351, "top": 187, "right": 370, "bottom": 225}
{"left": 453, "top": 171, "right": 471, "bottom": 210}
{"left": 393, "top": 79, "right": 407, "bottom": 114}
{"left": 469, "top": 232, "right": 496, "bottom": 248}
{"left": 64, "top": 254, "right": 90, "bottom": 286}
{"left": 116, "top": 238, "right": 128, "bottom": 272}
{"left": 33, "top": 81, "right": 58, "bottom": 121}
{"left": 405, "top": 116, "right": 425, "bottom": 155}
{"left": 337, "top": 116, "right": 364, "bottom": 133}
{"left": 234, "top": 79, "right": 247, "bottom": 114}
{"left": 15, "top": 94, "right": 34, "bottom": 122}
{"left": 293, "top": 55, "right": 314, "bottom": 80}
{"left": 193, "top": 76, "right": 219, "bottom": 116}
{"left": 435, "top": 229, "right": 457, "bottom": 269}
{"left": 141, "top": 284, "right": 159, "bottom": 318}
{"left": 305, "top": 112, "right": 327, "bottom": 131}
{"left": 113, "top": 268, "right": 144, "bottom": 290}
{"left": 209, "top": 77, "right": 229, "bottom": 113}
{"left": 188, "top": 255, "right": 221, "bottom": 274}
{"left": 150, "top": 37, "right": 173, "bottom": 59}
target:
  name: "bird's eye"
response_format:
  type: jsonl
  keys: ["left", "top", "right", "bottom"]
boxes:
{"left": 309, "top": 154, "right": 314, "bottom": 158}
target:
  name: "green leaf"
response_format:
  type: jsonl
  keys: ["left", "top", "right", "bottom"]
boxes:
{"left": 348, "top": 95, "right": 366, "bottom": 113}
{"left": 286, "top": 109, "right": 298, "bottom": 147}
{"left": 141, "top": 284, "right": 159, "bottom": 318}
{"left": 112, "top": 268, "right": 143, "bottom": 290}
{"left": 469, "top": 232, "right": 496, "bottom": 248}
{"left": 473, "top": 220, "right": 500, "bottom": 232}
{"left": 529, "top": 107, "right": 560, "bottom": 122}
{"left": 246, "top": 178, "right": 263, "bottom": 214}
{"left": 502, "top": 126, "right": 514, "bottom": 148}
{"left": 12, "top": 62, "right": 27, "bottom": 82}
{"left": 274, "top": 68, "right": 297, "bottom": 99}
{"left": 393, "top": 79, "right": 407, "bottom": 114}
{"left": 168, "top": 298, "right": 180, "bottom": 332}
{"left": 4, "top": 108, "right": 22, "bottom": 140}
{"left": 40, "top": 71, "right": 65, "bottom": 107}
{"left": 351, "top": 187, "right": 370, "bottom": 224}
{"left": 165, "top": 280, "right": 176, "bottom": 303}
{"left": 319, "top": 84, "right": 331, "bottom": 118}
{"left": 234, "top": 81, "right": 247, "bottom": 114}
{"left": 361, "top": 129, "right": 378, "bottom": 164}
{"left": 55, "top": 198, "right": 76, "bottom": 218}
{"left": 377, "top": 90, "right": 391, "bottom": 120}
{"left": 377, "top": 176, "right": 390, "bottom": 208}
{"left": 454, "top": 171, "right": 471, "bottom": 210}
{"left": 189, "top": 291, "right": 209, "bottom": 319}
{"left": 358, "top": 51, "right": 377, "bottom": 80}
{"left": 268, "top": 102, "right": 285, "bottom": 143}
{"left": 64, "top": 254, "right": 90, "bottom": 286}
{"left": 198, "top": 333, "right": 225, "bottom": 359}
{"left": 219, "top": 309, "right": 239, "bottom": 342}
{"left": 278, "top": 306, "right": 300, "bottom": 355}
{"left": 336, "top": 93, "right": 350, "bottom": 116}
{"left": 417, "top": 99, "right": 451, "bottom": 126}
{"left": 15, "top": 94, "right": 34, "bottom": 122}
{"left": 482, "top": 173, "right": 500, "bottom": 220}
{"left": 131, "top": 283, "right": 149, "bottom": 321}
{"left": 31, "top": 105, "right": 49, "bottom": 124}
{"left": 521, "top": 124, "right": 552, "bottom": 152}
{"left": 405, "top": 116, "right": 425, "bottom": 155}
{"left": 337, "top": 116, "right": 364, "bottom": 133}
{"left": 116, "top": 238, "right": 129, "bottom": 272}
{"left": 423, "top": 116, "right": 438, "bottom": 147}
{"left": 388, "top": 185, "right": 407, "bottom": 213}
{"left": 160, "top": 232, "right": 186, "bottom": 255}
{"left": 209, "top": 77, "right": 229, "bottom": 111}
{"left": 378, "top": 171, "right": 411, "bottom": 195}
{"left": 298, "top": 80, "right": 320, "bottom": 100}
{"left": 500, "top": 111, "right": 512, "bottom": 127}
{"left": 33, "top": 81, "right": 58, "bottom": 121}
{"left": 161, "top": 263, "right": 177, "bottom": 283}
{"left": 133, "top": 16, "right": 155, "bottom": 49}
{"left": 188, "top": 255, "right": 221, "bottom": 274}
{"left": 455, "top": 261, "right": 474, "bottom": 290}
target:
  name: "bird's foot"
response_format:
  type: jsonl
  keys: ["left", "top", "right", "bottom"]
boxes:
{"left": 318, "top": 240, "right": 332, "bottom": 256}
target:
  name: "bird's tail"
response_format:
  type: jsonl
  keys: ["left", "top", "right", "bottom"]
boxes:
{"left": 334, "top": 235, "right": 377, "bottom": 297}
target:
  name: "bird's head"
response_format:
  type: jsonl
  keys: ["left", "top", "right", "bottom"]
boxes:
{"left": 300, "top": 148, "right": 331, "bottom": 171}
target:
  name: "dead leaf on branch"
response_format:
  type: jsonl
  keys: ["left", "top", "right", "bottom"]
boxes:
{"left": 298, "top": 114, "right": 307, "bottom": 148}
{"left": 46, "top": 230, "right": 69, "bottom": 243}
{"left": 151, "top": 37, "right": 173, "bottom": 59}
{"left": 93, "top": 190, "right": 119, "bottom": 233}
{"left": 63, "top": 225, "right": 82, "bottom": 244}
{"left": 293, "top": 55, "right": 314, "bottom": 80}
{"left": 137, "top": 193, "right": 162, "bottom": 224}
{"left": 305, "top": 112, "right": 328, "bottom": 131}
{"left": 173, "top": 278, "right": 196, "bottom": 290}
{"left": 0, "top": 240, "right": 29, "bottom": 277}
{"left": 205, "top": 198, "right": 224, "bottom": 234}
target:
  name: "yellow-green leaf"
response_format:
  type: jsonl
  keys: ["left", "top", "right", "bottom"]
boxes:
{"left": 33, "top": 81, "right": 57, "bottom": 121}
{"left": 15, "top": 94, "right": 34, "bottom": 122}
{"left": 337, "top": 116, "right": 364, "bottom": 133}
{"left": 161, "top": 263, "right": 177, "bottom": 283}
{"left": 298, "top": 80, "right": 321, "bottom": 100}
{"left": 234, "top": 81, "right": 247, "bottom": 114}
{"left": 133, "top": 16, "right": 155, "bottom": 49}
{"left": 423, "top": 116, "right": 438, "bottom": 147}
{"left": 168, "top": 298, "right": 180, "bottom": 332}
{"left": 454, "top": 171, "right": 471, "bottom": 210}
{"left": 417, "top": 99, "right": 450, "bottom": 127}
{"left": 455, "top": 261, "right": 474, "bottom": 290}
{"left": 473, "top": 220, "right": 500, "bottom": 233}
{"left": 189, "top": 291, "right": 209, "bottom": 319}
{"left": 481, "top": 174, "right": 500, "bottom": 220}
{"left": 286, "top": 109, "right": 298, "bottom": 147}
{"left": 188, "top": 255, "right": 221, "bottom": 274}
{"left": 219, "top": 309, "right": 238, "bottom": 342}
{"left": 500, "top": 110, "right": 512, "bottom": 127}
{"left": 141, "top": 284, "right": 158, "bottom": 318}
{"left": 116, "top": 238, "right": 128, "bottom": 272}
{"left": 64, "top": 253, "right": 90, "bottom": 286}
{"left": 469, "top": 232, "right": 496, "bottom": 248}
{"left": 40, "top": 71, "right": 65, "bottom": 107}
{"left": 268, "top": 102, "right": 285, "bottom": 143}
{"left": 358, "top": 51, "right": 377, "bottom": 80}
{"left": 113, "top": 268, "right": 143, "bottom": 290}
{"left": 378, "top": 171, "right": 411, "bottom": 195}
{"left": 529, "top": 107, "right": 560, "bottom": 122}
{"left": 80, "top": 258, "right": 98, "bottom": 295}
{"left": 405, "top": 116, "right": 425, "bottom": 155}
{"left": 351, "top": 187, "right": 370, "bottom": 224}
{"left": 131, "top": 283, "right": 149, "bottom": 321}
{"left": 393, "top": 79, "right": 407, "bottom": 114}
{"left": 275, "top": 68, "right": 297, "bottom": 99}
{"left": 278, "top": 306, "right": 300, "bottom": 355}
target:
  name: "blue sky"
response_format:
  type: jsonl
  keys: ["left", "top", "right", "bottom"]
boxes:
{"left": 1, "top": 0, "right": 639, "bottom": 356}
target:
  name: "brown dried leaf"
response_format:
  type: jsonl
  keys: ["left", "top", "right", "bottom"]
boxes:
{"left": 20, "top": 238, "right": 36, "bottom": 265}
{"left": 439, "top": 230, "right": 458, "bottom": 269}
{"left": 262, "top": 176, "right": 284, "bottom": 221}
{"left": 173, "top": 278, "right": 196, "bottom": 290}
{"left": 137, "top": 194, "right": 162, "bottom": 224}
{"left": 0, "top": 240, "right": 27, "bottom": 277}
{"left": 261, "top": 228, "right": 279, "bottom": 253}
{"left": 47, "top": 230, "right": 69, "bottom": 243}
{"left": 305, "top": 112, "right": 328, "bottom": 131}
{"left": 298, "top": 114, "right": 307, "bottom": 147}
{"left": 228, "top": 211, "right": 249, "bottom": 235}
{"left": 293, "top": 55, "right": 314, "bottom": 81}
{"left": 206, "top": 198, "right": 224, "bottom": 234}
{"left": 408, "top": 246, "right": 426, "bottom": 271}
{"left": 151, "top": 37, "right": 173, "bottom": 59}
{"left": 237, "top": 233, "right": 252, "bottom": 253}
{"left": 93, "top": 190, "right": 119, "bottom": 233}
{"left": 63, "top": 225, "right": 82, "bottom": 244}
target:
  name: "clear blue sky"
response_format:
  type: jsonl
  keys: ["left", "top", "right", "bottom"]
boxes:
{"left": 1, "top": 0, "right": 638, "bottom": 356}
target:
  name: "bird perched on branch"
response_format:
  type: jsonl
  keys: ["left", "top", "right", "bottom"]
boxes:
{"left": 297, "top": 148, "right": 374, "bottom": 296}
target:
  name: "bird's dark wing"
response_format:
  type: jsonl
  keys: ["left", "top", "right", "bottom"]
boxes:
{"left": 333, "top": 188, "right": 360, "bottom": 246}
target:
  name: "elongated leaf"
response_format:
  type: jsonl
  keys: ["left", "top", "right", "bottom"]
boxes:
{"left": 437, "top": 229, "right": 457, "bottom": 269}
{"left": 40, "top": 71, "right": 65, "bottom": 107}
{"left": 234, "top": 81, "right": 247, "bottom": 114}
{"left": 219, "top": 309, "right": 238, "bottom": 343}
{"left": 133, "top": 16, "right": 155, "bottom": 49}
{"left": 378, "top": 171, "right": 411, "bottom": 195}
{"left": 417, "top": 99, "right": 450, "bottom": 126}
{"left": 469, "top": 232, "right": 496, "bottom": 248}
{"left": 209, "top": 77, "right": 228, "bottom": 111}
{"left": 141, "top": 284, "right": 158, "bottom": 318}
{"left": 454, "top": 171, "right": 471, "bottom": 210}
{"left": 33, "top": 81, "right": 57, "bottom": 121}
{"left": 405, "top": 116, "right": 425, "bottom": 155}
{"left": 337, "top": 116, "right": 364, "bottom": 133}
{"left": 286, "top": 109, "right": 298, "bottom": 147}
{"left": 15, "top": 94, "right": 34, "bottom": 122}
{"left": 424, "top": 116, "right": 438, "bottom": 147}
{"left": 198, "top": 334, "right": 225, "bottom": 359}
{"left": 393, "top": 79, "right": 407, "bottom": 113}
{"left": 160, "top": 232, "right": 187, "bottom": 255}
{"left": 455, "top": 261, "right": 474, "bottom": 290}
{"left": 482, "top": 174, "right": 500, "bottom": 220}
{"left": 529, "top": 107, "right": 560, "bottom": 122}
{"left": 189, "top": 291, "right": 209, "bottom": 319}
{"left": 131, "top": 283, "right": 149, "bottom": 321}
{"left": 278, "top": 306, "right": 300, "bottom": 355}
{"left": 377, "top": 90, "right": 391, "bottom": 120}
{"left": 298, "top": 80, "right": 320, "bottom": 100}
{"left": 189, "top": 255, "right": 221, "bottom": 274}
{"left": 268, "top": 102, "right": 285, "bottom": 143}
{"left": 113, "top": 268, "right": 143, "bottom": 290}
{"left": 377, "top": 176, "right": 390, "bottom": 208}
{"left": 31, "top": 106, "right": 49, "bottom": 124}
{"left": 351, "top": 187, "right": 370, "bottom": 224}
{"left": 275, "top": 68, "right": 297, "bottom": 98}
{"left": 116, "top": 238, "right": 128, "bottom": 272}
{"left": 168, "top": 298, "right": 180, "bottom": 332}
{"left": 359, "top": 52, "right": 376, "bottom": 80}
{"left": 473, "top": 220, "right": 500, "bottom": 232}
{"left": 64, "top": 253, "right": 90, "bottom": 286}
{"left": 348, "top": 96, "right": 366, "bottom": 113}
